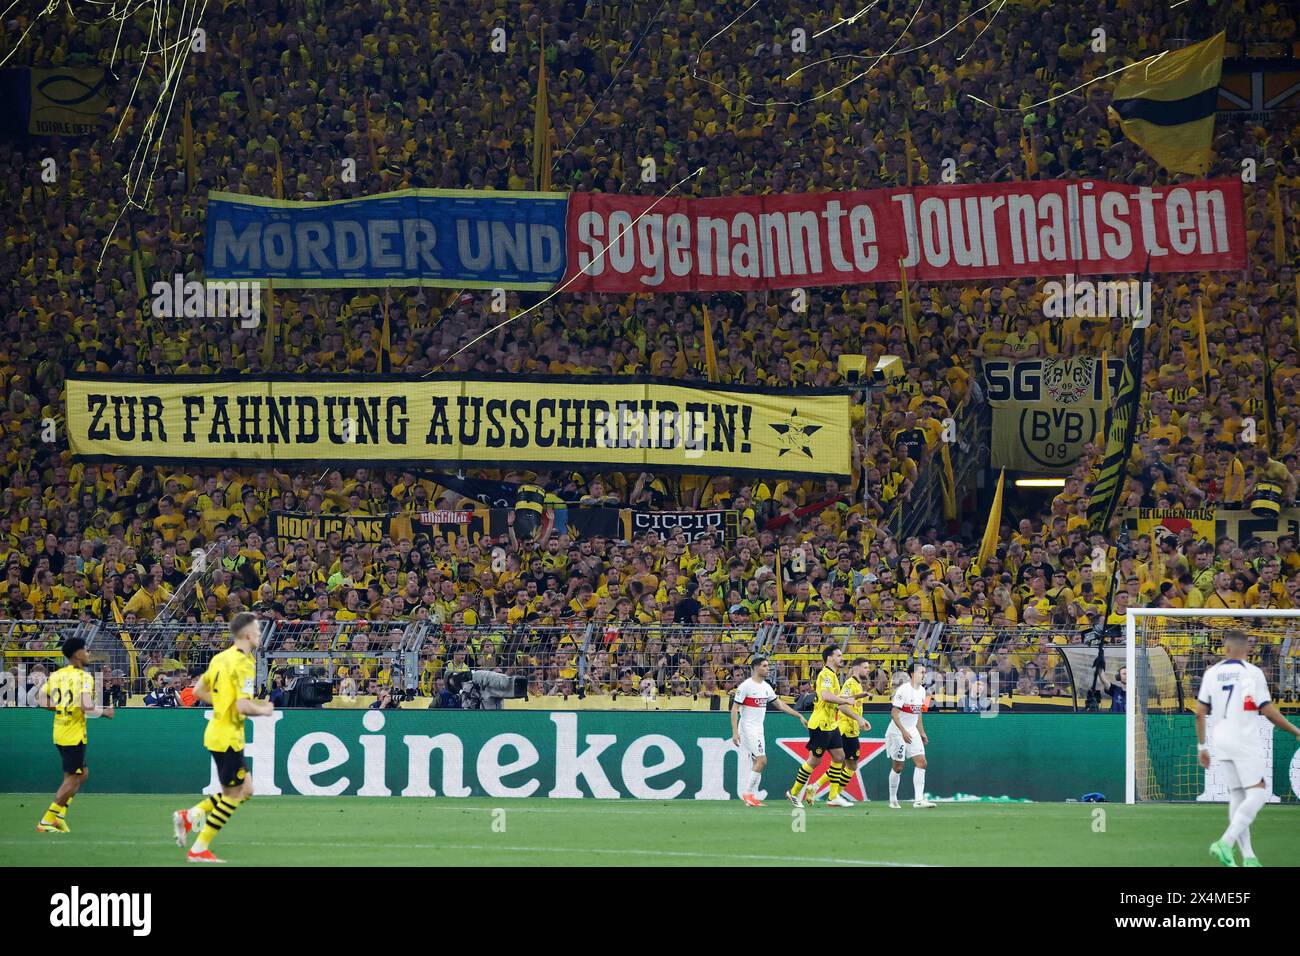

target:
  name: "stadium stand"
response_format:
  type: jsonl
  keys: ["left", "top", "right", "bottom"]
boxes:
{"left": 1, "top": 0, "right": 1298, "bottom": 715}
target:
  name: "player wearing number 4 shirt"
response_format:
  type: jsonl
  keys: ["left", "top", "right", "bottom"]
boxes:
{"left": 887, "top": 661, "right": 935, "bottom": 809}
{"left": 1196, "top": 630, "right": 1300, "bottom": 867}
{"left": 787, "top": 646, "right": 869, "bottom": 808}
{"left": 34, "top": 637, "right": 115, "bottom": 833}
{"left": 731, "top": 655, "right": 808, "bottom": 806}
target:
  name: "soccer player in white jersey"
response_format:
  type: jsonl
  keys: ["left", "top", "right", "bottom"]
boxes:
{"left": 886, "top": 661, "right": 935, "bottom": 809}
{"left": 1196, "top": 630, "right": 1300, "bottom": 866}
{"left": 732, "top": 655, "right": 808, "bottom": 807}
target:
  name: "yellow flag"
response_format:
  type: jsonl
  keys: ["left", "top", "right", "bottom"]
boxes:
{"left": 132, "top": 246, "right": 147, "bottom": 305}
{"left": 1195, "top": 295, "right": 1210, "bottom": 389}
{"left": 1109, "top": 32, "right": 1224, "bottom": 176}
{"left": 533, "top": 30, "right": 553, "bottom": 191}
{"left": 261, "top": 280, "right": 276, "bottom": 366}
{"left": 183, "top": 97, "right": 196, "bottom": 191}
{"left": 1295, "top": 274, "right": 1300, "bottom": 351}
{"left": 1019, "top": 125, "right": 1038, "bottom": 178}
{"left": 939, "top": 442, "right": 958, "bottom": 521}
{"left": 899, "top": 258, "right": 918, "bottom": 356}
{"left": 274, "top": 148, "right": 284, "bottom": 200}
{"left": 902, "top": 117, "right": 916, "bottom": 186}
{"left": 1273, "top": 179, "right": 1287, "bottom": 263}
{"left": 702, "top": 305, "right": 719, "bottom": 383}
{"left": 378, "top": 290, "right": 392, "bottom": 373}
{"left": 774, "top": 555, "right": 785, "bottom": 624}
{"left": 977, "top": 468, "right": 1005, "bottom": 573}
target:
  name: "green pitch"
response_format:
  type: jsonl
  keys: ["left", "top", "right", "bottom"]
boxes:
{"left": 2, "top": 795, "right": 1297, "bottom": 866}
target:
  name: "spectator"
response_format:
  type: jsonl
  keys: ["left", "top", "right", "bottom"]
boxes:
{"left": 1098, "top": 666, "right": 1128, "bottom": 713}
{"left": 143, "top": 676, "right": 179, "bottom": 707}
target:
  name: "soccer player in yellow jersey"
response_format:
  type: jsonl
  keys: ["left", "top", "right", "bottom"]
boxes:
{"left": 172, "top": 612, "right": 274, "bottom": 863}
{"left": 824, "top": 658, "right": 873, "bottom": 807}
{"left": 787, "top": 645, "right": 862, "bottom": 807}
{"left": 34, "top": 637, "right": 114, "bottom": 832}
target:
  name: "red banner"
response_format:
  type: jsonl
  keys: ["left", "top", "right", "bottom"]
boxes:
{"left": 562, "top": 179, "right": 1247, "bottom": 292}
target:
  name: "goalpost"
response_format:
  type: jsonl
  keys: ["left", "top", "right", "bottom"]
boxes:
{"left": 1126, "top": 608, "right": 1300, "bottom": 804}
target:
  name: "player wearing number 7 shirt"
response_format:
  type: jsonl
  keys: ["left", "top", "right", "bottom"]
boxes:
{"left": 731, "top": 655, "right": 808, "bottom": 806}
{"left": 1197, "top": 630, "right": 1300, "bottom": 867}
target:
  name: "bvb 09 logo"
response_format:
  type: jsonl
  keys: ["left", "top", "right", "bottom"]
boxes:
{"left": 1019, "top": 358, "right": 1099, "bottom": 467}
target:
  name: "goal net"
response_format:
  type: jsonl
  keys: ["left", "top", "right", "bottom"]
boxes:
{"left": 1127, "top": 608, "right": 1300, "bottom": 804}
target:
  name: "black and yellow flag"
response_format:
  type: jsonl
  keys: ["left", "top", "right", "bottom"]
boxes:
{"left": 899, "top": 258, "right": 918, "bottom": 358}
{"left": 1109, "top": 32, "right": 1224, "bottom": 176}
{"left": 1263, "top": 356, "right": 1279, "bottom": 456}
{"left": 1087, "top": 317, "right": 1147, "bottom": 534}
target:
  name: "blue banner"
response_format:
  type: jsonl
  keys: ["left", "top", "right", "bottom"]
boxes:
{"left": 204, "top": 189, "right": 569, "bottom": 289}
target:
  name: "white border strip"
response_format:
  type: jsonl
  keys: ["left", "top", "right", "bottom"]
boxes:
{"left": 1126, "top": 612, "right": 1137, "bottom": 804}
{"left": 1127, "top": 608, "right": 1300, "bottom": 618}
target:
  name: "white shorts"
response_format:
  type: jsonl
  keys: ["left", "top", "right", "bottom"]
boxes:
{"left": 1215, "top": 753, "right": 1267, "bottom": 790}
{"left": 885, "top": 726, "right": 925, "bottom": 762}
{"left": 738, "top": 727, "right": 765, "bottom": 763}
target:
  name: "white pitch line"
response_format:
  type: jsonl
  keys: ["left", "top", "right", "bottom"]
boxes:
{"left": 0, "top": 838, "right": 930, "bottom": 867}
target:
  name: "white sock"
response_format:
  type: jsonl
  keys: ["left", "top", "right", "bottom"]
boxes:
{"left": 1238, "top": 821, "right": 1255, "bottom": 859}
{"left": 1222, "top": 790, "right": 1242, "bottom": 848}
{"left": 913, "top": 767, "right": 927, "bottom": 802}
{"left": 889, "top": 770, "right": 900, "bottom": 802}
{"left": 1223, "top": 788, "right": 1269, "bottom": 846}
{"left": 747, "top": 770, "right": 762, "bottom": 794}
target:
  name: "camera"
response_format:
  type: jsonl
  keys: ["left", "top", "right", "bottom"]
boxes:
{"left": 284, "top": 665, "right": 333, "bottom": 708}
{"left": 447, "top": 668, "right": 528, "bottom": 710}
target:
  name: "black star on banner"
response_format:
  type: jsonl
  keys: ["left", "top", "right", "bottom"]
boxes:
{"left": 769, "top": 408, "right": 821, "bottom": 459}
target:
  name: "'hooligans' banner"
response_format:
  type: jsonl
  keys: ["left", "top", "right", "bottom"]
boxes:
{"left": 563, "top": 179, "right": 1246, "bottom": 292}
{"left": 269, "top": 512, "right": 414, "bottom": 544}
{"left": 205, "top": 189, "right": 569, "bottom": 289}
{"left": 65, "top": 375, "right": 852, "bottom": 478}
{"left": 983, "top": 357, "right": 1120, "bottom": 473}
{"left": 1131, "top": 507, "right": 1217, "bottom": 547}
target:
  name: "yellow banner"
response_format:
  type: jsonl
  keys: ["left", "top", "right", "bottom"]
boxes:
{"left": 66, "top": 376, "right": 852, "bottom": 478}
{"left": 1134, "top": 507, "right": 1216, "bottom": 547}
{"left": 29, "top": 68, "right": 108, "bottom": 136}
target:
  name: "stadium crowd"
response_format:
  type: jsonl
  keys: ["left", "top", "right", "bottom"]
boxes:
{"left": 1, "top": 0, "right": 1299, "bottom": 705}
